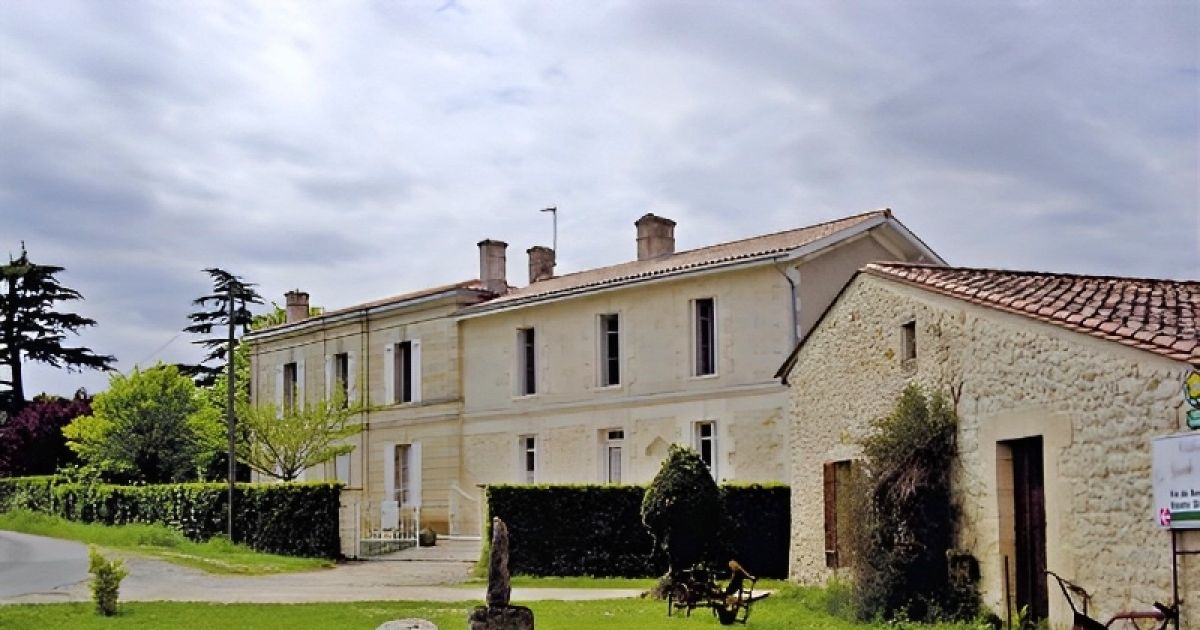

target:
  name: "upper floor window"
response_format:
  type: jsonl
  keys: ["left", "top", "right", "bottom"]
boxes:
{"left": 518, "top": 328, "right": 536, "bottom": 395}
{"left": 693, "top": 297, "right": 716, "bottom": 376}
{"left": 283, "top": 362, "right": 298, "bottom": 413}
{"left": 384, "top": 340, "right": 421, "bottom": 405}
{"left": 599, "top": 313, "right": 620, "bottom": 387}
{"left": 333, "top": 352, "right": 349, "bottom": 407}
{"left": 521, "top": 435, "right": 537, "bottom": 484}
{"left": 694, "top": 421, "right": 717, "bottom": 478}
{"left": 901, "top": 320, "right": 917, "bottom": 362}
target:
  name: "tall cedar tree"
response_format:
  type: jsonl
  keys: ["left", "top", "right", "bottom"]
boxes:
{"left": 0, "top": 245, "right": 114, "bottom": 417}
{"left": 179, "top": 268, "right": 262, "bottom": 386}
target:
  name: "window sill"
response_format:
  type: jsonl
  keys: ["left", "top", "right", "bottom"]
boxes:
{"left": 512, "top": 393, "right": 539, "bottom": 401}
{"left": 688, "top": 373, "right": 720, "bottom": 381}
{"left": 594, "top": 384, "right": 623, "bottom": 392}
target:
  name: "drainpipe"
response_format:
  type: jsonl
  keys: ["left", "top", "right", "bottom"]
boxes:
{"left": 773, "top": 259, "right": 800, "bottom": 350}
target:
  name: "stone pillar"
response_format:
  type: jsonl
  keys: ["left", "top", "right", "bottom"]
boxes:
{"left": 285, "top": 290, "right": 309, "bottom": 323}
{"left": 469, "top": 517, "right": 534, "bottom": 630}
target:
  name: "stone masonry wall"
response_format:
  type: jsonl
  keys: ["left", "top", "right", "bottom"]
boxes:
{"left": 788, "top": 273, "right": 1196, "bottom": 628}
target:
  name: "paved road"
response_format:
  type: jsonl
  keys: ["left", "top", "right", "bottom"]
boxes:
{"left": 0, "top": 535, "right": 643, "bottom": 604}
{"left": 0, "top": 531, "right": 88, "bottom": 599}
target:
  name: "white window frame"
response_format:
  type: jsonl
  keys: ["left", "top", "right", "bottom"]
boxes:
{"left": 516, "top": 327, "right": 537, "bottom": 396}
{"left": 383, "top": 442, "right": 422, "bottom": 508}
{"left": 277, "top": 359, "right": 304, "bottom": 413}
{"left": 693, "top": 420, "right": 718, "bottom": 479}
{"left": 383, "top": 339, "right": 422, "bottom": 405}
{"left": 601, "top": 428, "right": 625, "bottom": 484}
{"left": 598, "top": 313, "right": 621, "bottom": 387}
{"left": 334, "top": 451, "right": 352, "bottom": 486}
{"left": 692, "top": 297, "right": 717, "bottom": 377}
{"left": 519, "top": 434, "right": 538, "bottom": 484}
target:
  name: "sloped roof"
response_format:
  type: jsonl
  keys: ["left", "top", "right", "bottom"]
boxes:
{"left": 248, "top": 279, "right": 488, "bottom": 338}
{"left": 460, "top": 209, "right": 906, "bottom": 315}
{"left": 865, "top": 263, "right": 1200, "bottom": 365}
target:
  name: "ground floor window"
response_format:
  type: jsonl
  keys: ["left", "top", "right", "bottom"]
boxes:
{"left": 823, "top": 459, "right": 857, "bottom": 569}
{"left": 603, "top": 429, "right": 624, "bottom": 483}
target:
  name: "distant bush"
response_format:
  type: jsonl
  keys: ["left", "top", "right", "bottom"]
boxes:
{"left": 0, "top": 477, "right": 341, "bottom": 559}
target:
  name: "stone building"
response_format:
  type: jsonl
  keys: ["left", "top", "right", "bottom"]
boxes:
{"left": 777, "top": 263, "right": 1199, "bottom": 627}
{"left": 244, "top": 209, "right": 941, "bottom": 547}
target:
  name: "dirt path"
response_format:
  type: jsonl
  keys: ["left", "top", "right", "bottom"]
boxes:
{"left": 0, "top": 537, "right": 643, "bottom": 604}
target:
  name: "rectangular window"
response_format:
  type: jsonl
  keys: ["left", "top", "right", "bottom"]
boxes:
{"left": 604, "top": 429, "right": 624, "bottom": 484}
{"left": 599, "top": 313, "right": 620, "bottom": 386}
{"left": 823, "top": 460, "right": 855, "bottom": 569}
{"left": 694, "top": 298, "right": 716, "bottom": 376}
{"left": 283, "top": 362, "right": 298, "bottom": 413}
{"left": 521, "top": 435, "right": 537, "bottom": 484}
{"left": 394, "top": 444, "right": 411, "bottom": 505}
{"left": 694, "top": 421, "right": 717, "bottom": 478}
{"left": 394, "top": 341, "right": 413, "bottom": 403}
{"left": 901, "top": 320, "right": 916, "bottom": 362}
{"left": 518, "top": 328, "right": 536, "bottom": 395}
{"left": 333, "top": 353, "right": 349, "bottom": 407}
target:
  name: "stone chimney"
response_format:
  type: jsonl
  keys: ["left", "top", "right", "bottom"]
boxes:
{"left": 527, "top": 246, "right": 555, "bottom": 284}
{"left": 478, "top": 239, "right": 509, "bottom": 295}
{"left": 635, "top": 213, "right": 676, "bottom": 261}
{"left": 285, "top": 290, "right": 310, "bottom": 323}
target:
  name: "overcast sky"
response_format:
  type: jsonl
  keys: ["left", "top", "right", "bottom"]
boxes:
{"left": 2, "top": 1, "right": 1197, "bottom": 398}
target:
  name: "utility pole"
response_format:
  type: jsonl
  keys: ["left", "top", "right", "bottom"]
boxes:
{"left": 540, "top": 206, "right": 557, "bottom": 266}
{"left": 226, "top": 284, "right": 236, "bottom": 541}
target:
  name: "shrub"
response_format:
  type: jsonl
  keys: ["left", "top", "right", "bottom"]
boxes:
{"left": 0, "top": 477, "right": 341, "bottom": 558}
{"left": 485, "top": 481, "right": 789, "bottom": 578}
{"left": 0, "top": 391, "right": 89, "bottom": 476}
{"left": 850, "top": 383, "right": 979, "bottom": 622}
{"left": 641, "top": 445, "right": 725, "bottom": 577}
{"left": 88, "top": 546, "right": 127, "bottom": 616}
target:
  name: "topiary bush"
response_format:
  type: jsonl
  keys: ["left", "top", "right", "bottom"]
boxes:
{"left": 88, "top": 546, "right": 127, "bottom": 616}
{"left": 641, "top": 444, "right": 726, "bottom": 577}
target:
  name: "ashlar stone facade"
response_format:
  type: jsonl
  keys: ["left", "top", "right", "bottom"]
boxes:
{"left": 785, "top": 272, "right": 1197, "bottom": 628}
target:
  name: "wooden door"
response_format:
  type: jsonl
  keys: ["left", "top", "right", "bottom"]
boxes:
{"left": 1011, "top": 436, "right": 1048, "bottom": 622}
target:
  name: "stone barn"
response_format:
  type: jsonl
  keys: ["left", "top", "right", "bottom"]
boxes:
{"left": 777, "top": 262, "right": 1199, "bottom": 627}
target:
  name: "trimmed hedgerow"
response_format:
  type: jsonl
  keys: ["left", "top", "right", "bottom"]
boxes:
{"left": 485, "top": 482, "right": 789, "bottom": 578}
{"left": 0, "top": 477, "right": 340, "bottom": 559}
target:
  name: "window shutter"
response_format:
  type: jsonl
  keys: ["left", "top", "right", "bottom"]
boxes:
{"left": 347, "top": 352, "right": 358, "bottom": 405}
{"left": 410, "top": 339, "right": 422, "bottom": 403}
{"left": 383, "top": 343, "right": 395, "bottom": 405}
{"left": 296, "top": 359, "right": 305, "bottom": 405}
{"left": 383, "top": 442, "right": 396, "bottom": 502}
{"left": 274, "top": 364, "right": 284, "bottom": 416}
{"left": 410, "top": 442, "right": 423, "bottom": 507}
{"left": 324, "top": 354, "right": 334, "bottom": 400}
{"left": 823, "top": 461, "right": 838, "bottom": 568}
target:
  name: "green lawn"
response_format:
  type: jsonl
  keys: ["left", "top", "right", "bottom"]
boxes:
{"left": 0, "top": 589, "right": 992, "bottom": 630}
{"left": 0, "top": 509, "right": 331, "bottom": 575}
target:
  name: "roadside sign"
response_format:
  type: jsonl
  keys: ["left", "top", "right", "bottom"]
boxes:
{"left": 1153, "top": 432, "right": 1200, "bottom": 529}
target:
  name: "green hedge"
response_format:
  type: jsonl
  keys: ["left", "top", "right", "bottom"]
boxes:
{"left": 486, "top": 483, "right": 790, "bottom": 578}
{"left": 0, "top": 477, "right": 341, "bottom": 559}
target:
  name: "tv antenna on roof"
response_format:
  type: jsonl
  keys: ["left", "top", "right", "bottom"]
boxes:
{"left": 540, "top": 206, "right": 557, "bottom": 266}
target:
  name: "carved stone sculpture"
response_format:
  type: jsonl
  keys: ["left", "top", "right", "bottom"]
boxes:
{"left": 469, "top": 517, "right": 534, "bottom": 630}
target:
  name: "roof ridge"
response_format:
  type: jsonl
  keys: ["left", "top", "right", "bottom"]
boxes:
{"left": 535, "top": 208, "right": 891, "bottom": 286}
{"left": 867, "top": 262, "right": 1200, "bottom": 286}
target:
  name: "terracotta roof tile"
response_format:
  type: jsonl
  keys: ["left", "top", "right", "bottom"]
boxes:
{"left": 864, "top": 263, "right": 1200, "bottom": 365}
{"left": 460, "top": 209, "right": 897, "bottom": 314}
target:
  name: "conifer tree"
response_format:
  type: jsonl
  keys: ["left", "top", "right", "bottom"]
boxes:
{"left": 0, "top": 244, "right": 114, "bottom": 417}
{"left": 179, "top": 268, "right": 262, "bottom": 386}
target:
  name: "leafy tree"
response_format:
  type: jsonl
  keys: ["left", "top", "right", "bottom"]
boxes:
{"left": 250, "top": 302, "right": 323, "bottom": 330}
{"left": 179, "top": 268, "right": 262, "bottom": 387}
{"left": 63, "top": 364, "right": 224, "bottom": 483}
{"left": 0, "top": 244, "right": 114, "bottom": 416}
{"left": 851, "top": 383, "right": 972, "bottom": 622}
{"left": 236, "top": 389, "right": 363, "bottom": 482}
{"left": 0, "top": 389, "right": 90, "bottom": 476}
{"left": 641, "top": 444, "right": 726, "bottom": 578}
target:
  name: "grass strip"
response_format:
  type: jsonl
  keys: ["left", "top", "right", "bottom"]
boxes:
{"left": 0, "top": 509, "right": 331, "bottom": 575}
